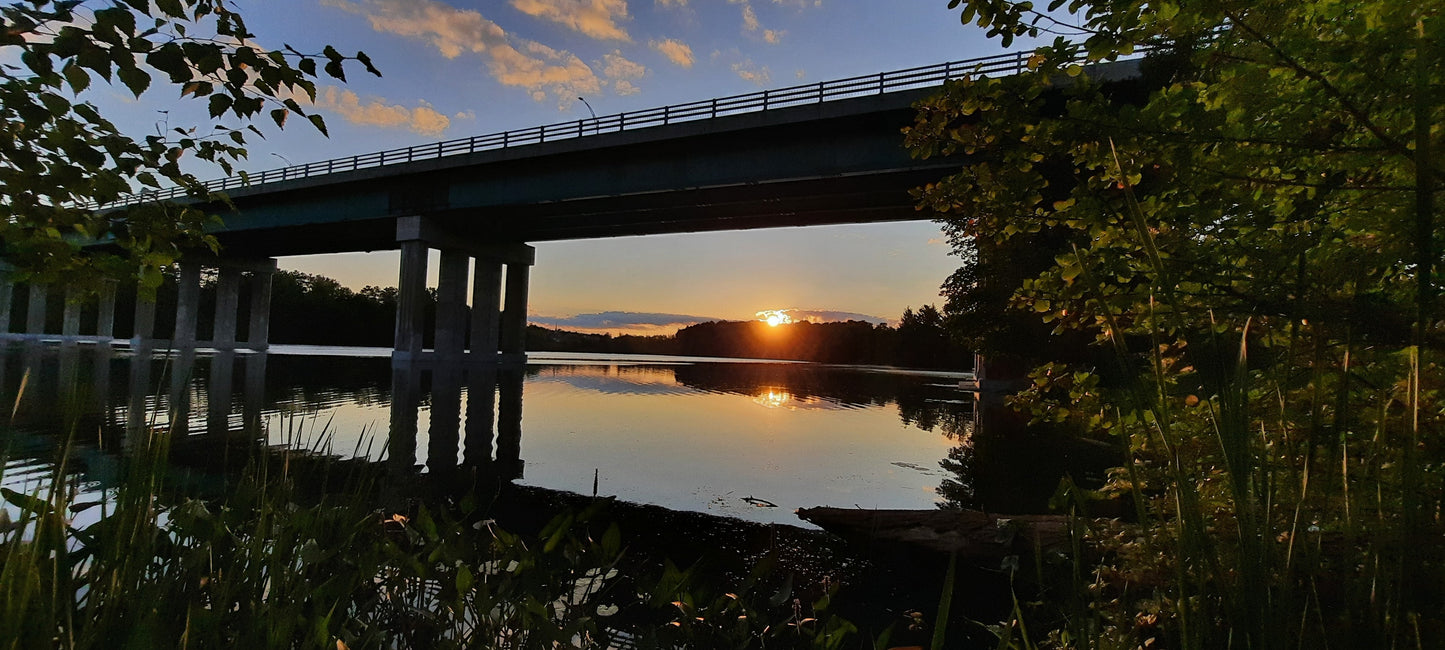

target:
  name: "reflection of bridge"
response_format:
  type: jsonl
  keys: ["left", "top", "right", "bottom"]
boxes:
{"left": 2, "top": 54, "right": 1143, "bottom": 363}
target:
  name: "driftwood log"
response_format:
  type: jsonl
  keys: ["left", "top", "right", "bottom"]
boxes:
{"left": 796, "top": 507, "right": 1072, "bottom": 562}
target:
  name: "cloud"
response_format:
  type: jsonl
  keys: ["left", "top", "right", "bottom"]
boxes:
{"left": 740, "top": 4, "right": 759, "bottom": 31}
{"left": 762, "top": 28, "right": 784, "bottom": 44}
{"left": 509, "top": 0, "right": 632, "bottom": 41}
{"left": 655, "top": 0, "right": 687, "bottom": 6}
{"left": 758, "top": 309, "right": 890, "bottom": 325}
{"left": 731, "top": 60, "right": 770, "bottom": 85}
{"left": 650, "top": 38, "right": 694, "bottom": 68}
{"left": 530, "top": 311, "right": 718, "bottom": 335}
{"left": 309, "top": 86, "right": 451, "bottom": 136}
{"left": 321, "top": 0, "right": 601, "bottom": 107}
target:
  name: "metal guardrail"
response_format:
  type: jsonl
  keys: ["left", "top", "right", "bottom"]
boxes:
{"left": 98, "top": 47, "right": 1137, "bottom": 208}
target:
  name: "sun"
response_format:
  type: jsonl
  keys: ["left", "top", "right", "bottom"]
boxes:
{"left": 757, "top": 310, "right": 792, "bottom": 327}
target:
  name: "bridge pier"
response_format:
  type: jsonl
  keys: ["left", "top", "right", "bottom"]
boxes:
{"left": 162, "top": 257, "right": 277, "bottom": 350}
{"left": 393, "top": 216, "right": 534, "bottom": 364}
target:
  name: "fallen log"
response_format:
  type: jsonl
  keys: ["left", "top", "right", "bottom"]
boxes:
{"left": 796, "top": 507, "right": 1072, "bottom": 561}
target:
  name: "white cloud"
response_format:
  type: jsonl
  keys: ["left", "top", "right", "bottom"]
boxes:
{"left": 655, "top": 0, "right": 687, "bottom": 6}
{"left": 310, "top": 86, "right": 451, "bottom": 136}
{"left": 509, "top": 0, "right": 632, "bottom": 41}
{"left": 650, "top": 38, "right": 694, "bottom": 68}
{"left": 321, "top": 0, "right": 602, "bottom": 107}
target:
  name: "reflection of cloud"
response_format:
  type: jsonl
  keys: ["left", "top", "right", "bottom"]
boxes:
{"left": 651, "top": 38, "right": 694, "bottom": 68}
{"left": 510, "top": 0, "right": 632, "bottom": 41}
{"left": 531, "top": 311, "right": 718, "bottom": 335}
{"left": 310, "top": 86, "right": 451, "bottom": 135}
{"left": 321, "top": 0, "right": 601, "bottom": 106}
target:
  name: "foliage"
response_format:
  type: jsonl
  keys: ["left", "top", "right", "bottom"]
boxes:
{"left": 0, "top": 0, "right": 377, "bottom": 293}
{"left": 912, "top": 0, "right": 1443, "bottom": 647}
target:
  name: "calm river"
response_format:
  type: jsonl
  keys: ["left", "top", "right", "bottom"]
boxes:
{"left": 0, "top": 342, "right": 1115, "bottom": 527}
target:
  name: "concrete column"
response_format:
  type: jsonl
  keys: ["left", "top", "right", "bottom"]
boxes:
{"left": 247, "top": 266, "right": 275, "bottom": 350}
{"left": 499, "top": 264, "right": 530, "bottom": 356}
{"left": 174, "top": 262, "right": 202, "bottom": 347}
{"left": 0, "top": 275, "right": 13, "bottom": 334}
{"left": 470, "top": 259, "right": 503, "bottom": 358}
{"left": 394, "top": 240, "right": 429, "bottom": 359}
{"left": 96, "top": 280, "right": 117, "bottom": 340}
{"left": 133, "top": 294, "right": 157, "bottom": 344}
{"left": 26, "top": 284, "right": 47, "bottom": 334}
{"left": 212, "top": 268, "right": 241, "bottom": 348}
{"left": 62, "top": 286, "right": 81, "bottom": 340}
{"left": 434, "top": 251, "right": 470, "bottom": 357}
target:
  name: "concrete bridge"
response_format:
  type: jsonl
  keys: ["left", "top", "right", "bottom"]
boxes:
{"left": 3, "top": 52, "right": 1144, "bottom": 363}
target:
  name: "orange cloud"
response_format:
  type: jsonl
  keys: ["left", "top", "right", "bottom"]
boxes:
{"left": 650, "top": 38, "right": 694, "bottom": 68}
{"left": 509, "top": 0, "right": 632, "bottom": 41}
{"left": 310, "top": 86, "right": 451, "bottom": 136}
{"left": 321, "top": 0, "right": 602, "bottom": 106}
{"left": 732, "top": 59, "right": 770, "bottom": 85}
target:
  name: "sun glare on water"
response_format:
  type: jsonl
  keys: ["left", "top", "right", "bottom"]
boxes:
{"left": 757, "top": 310, "right": 793, "bottom": 327}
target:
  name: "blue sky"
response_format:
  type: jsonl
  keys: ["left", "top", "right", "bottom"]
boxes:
{"left": 105, "top": 0, "right": 1033, "bottom": 335}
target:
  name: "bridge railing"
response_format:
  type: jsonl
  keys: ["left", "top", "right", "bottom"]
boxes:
{"left": 97, "top": 47, "right": 1135, "bottom": 208}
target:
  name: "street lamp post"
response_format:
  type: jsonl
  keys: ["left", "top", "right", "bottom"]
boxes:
{"left": 577, "top": 96, "right": 598, "bottom": 134}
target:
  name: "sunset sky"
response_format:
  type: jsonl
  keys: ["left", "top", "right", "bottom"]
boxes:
{"left": 98, "top": 0, "right": 1037, "bottom": 335}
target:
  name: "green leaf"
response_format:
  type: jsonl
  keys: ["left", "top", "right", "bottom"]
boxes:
{"left": 117, "top": 66, "right": 151, "bottom": 97}
{"left": 306, "top": 113, "right": 328, "bottom": 137}
{"left": 270, "top": 108, "right": 288, "bottom": 129}
{"left": 208, "top": 94, "right": 232, "bottom": 118}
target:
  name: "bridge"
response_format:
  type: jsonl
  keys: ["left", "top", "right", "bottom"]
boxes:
{"left": 4, "top": 52, "right": 1145, "bottom": 363}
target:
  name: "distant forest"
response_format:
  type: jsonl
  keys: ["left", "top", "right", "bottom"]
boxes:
{"left": 36, "top": 269, "right": 970, "bottom": 370}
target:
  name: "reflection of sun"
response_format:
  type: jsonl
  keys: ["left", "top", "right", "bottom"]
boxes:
{"left": 757, "top": 310, "right": 792, "bottom": 327}
{"left": 753, "top": 388, "right": 793, "bottom": 408}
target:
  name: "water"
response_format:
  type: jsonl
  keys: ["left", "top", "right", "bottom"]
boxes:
{"left": 0, "top": 342, "right": 1117, "bottom": 527}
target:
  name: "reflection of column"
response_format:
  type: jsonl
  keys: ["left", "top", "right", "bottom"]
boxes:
{"left": 388, "top": 366, "right": 421, "bottom": 473}
{"left": 127, "top": 347, "right": 155, "bottom": 448}
{"left": 208, "top": 351, "right": 235, "bottom": 435}
{"left": 62, "top": 286, "right": 81, "bottom": 341}
{"left": 470, "top": 259, "right": 502, "bottom": 359}
{"left": 26, "top": 284, "right": 47, "bottom": 334}
{"left": 464, "top": 367, "right": 498, "bottom": 467}
{"left": 90, "top": 345, "right": 113, "bottom": 416}
{"left": 57, "top": 343, "right": 80, "bottom": 411}
{"left": 496, "top": 369, "right": 524, "bottom": 480}
{"left": 0, "top": 272, "right": 12, "bottom": 334}
{"left": 242, "top": 352, "right": 268, "bottom": 436}
{"left": 96, "top": 280, "right": 117, "bottom": 341}
{"left": 213, "top": 268, "right": 242, "bottom": 349}
{"left": 434, "top": 251, "right": 469, "bottom": 357}
{"left": 394, "top": 241, "right": 429, "bottom": 360}
{"left": 499, "top": 264, "right": 530, "bottom": 358}
{"left": 174, "top": 262, "right": 202, "bottom": 347}
{"left": 246, "top": 265, "right": 275, "bottom": 350}
{"left": 168, "top": 348, "right": 198, "bottom": 435}
{"left": 428, "top": 366, "right": 463, "bottom": 476}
